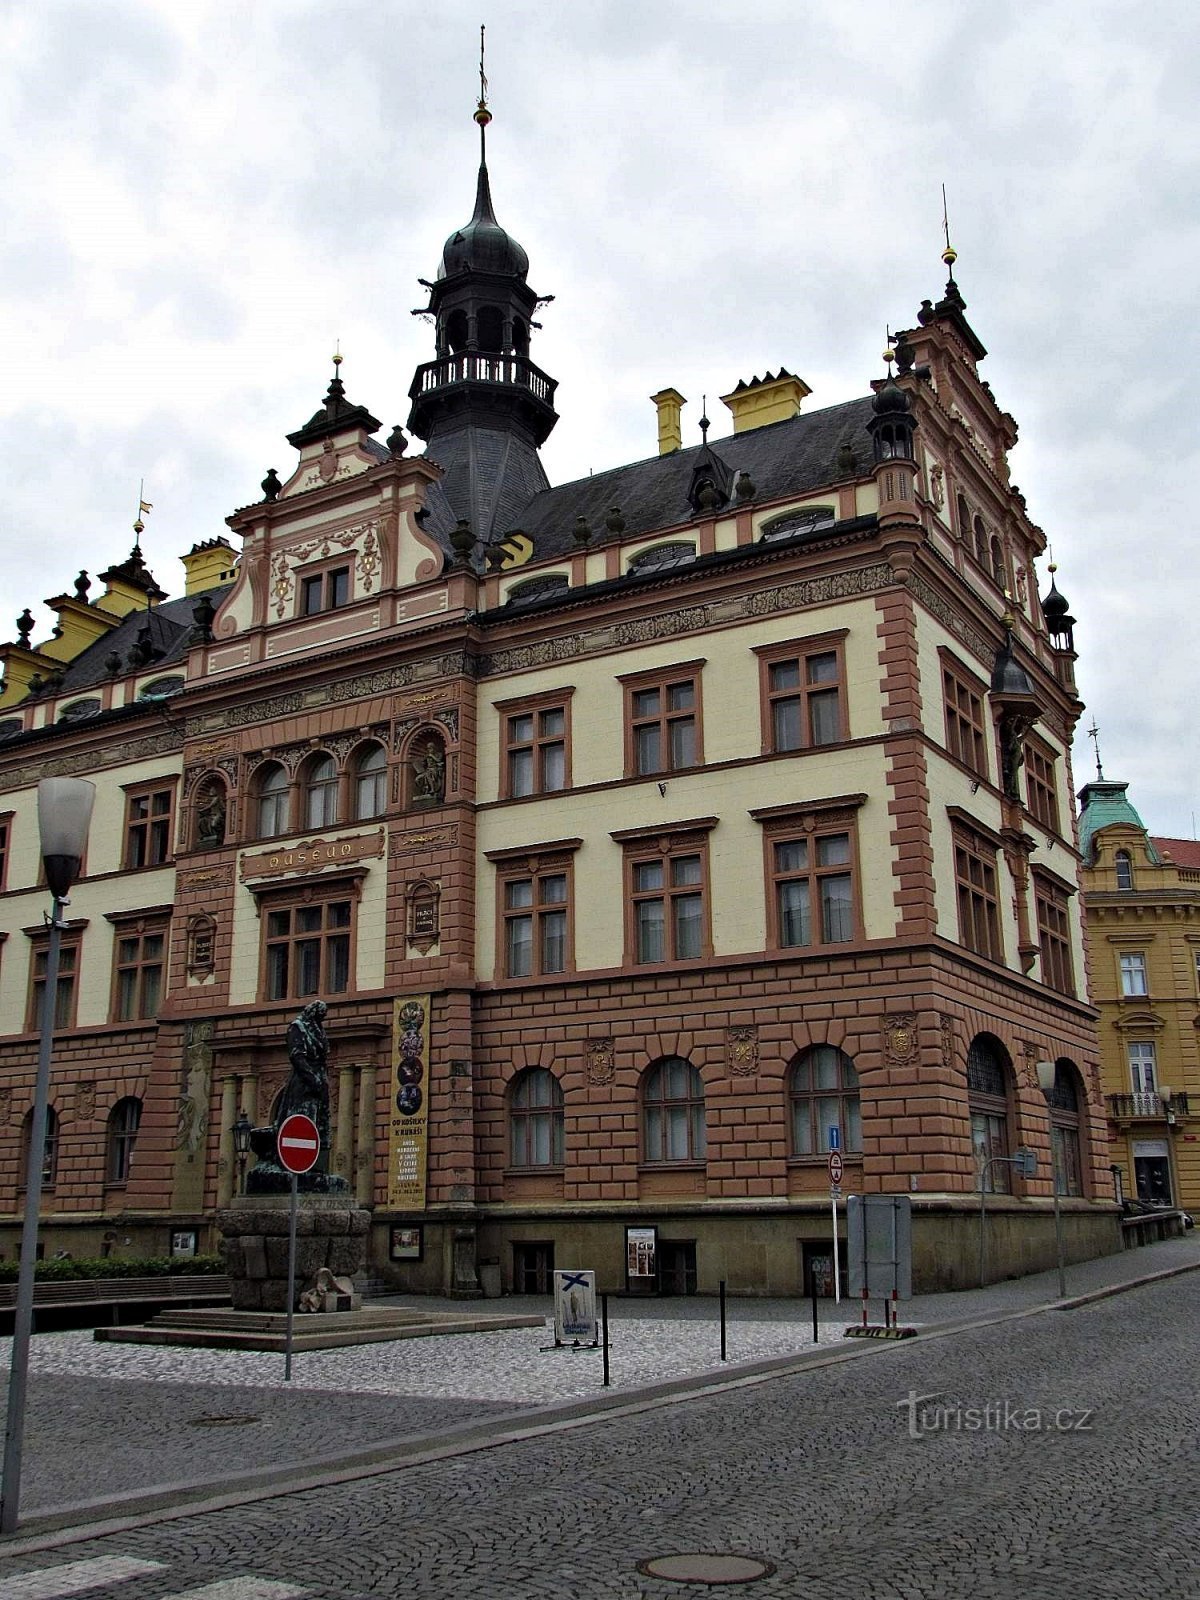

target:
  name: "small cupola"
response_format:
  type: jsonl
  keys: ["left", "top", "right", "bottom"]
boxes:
{"left": 1041, "top": 563, "right": 1076, "bottom": 651}
{"left": 867, "top": 373, "right": 916, "bottom": 463}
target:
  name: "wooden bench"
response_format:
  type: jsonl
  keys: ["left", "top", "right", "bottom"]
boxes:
{"left": 0, "top": 1275, "right": 231, "bottom": 1328}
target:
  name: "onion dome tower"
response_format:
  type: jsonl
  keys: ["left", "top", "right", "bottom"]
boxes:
{"left": 407, "top": 66, "right": 558, "bottom": 545}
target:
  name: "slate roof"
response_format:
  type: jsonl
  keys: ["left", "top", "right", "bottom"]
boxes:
{"left": 53, "top": 583, "right": 234, "bottom": 697}
{"left": 419, "top": 419, "right": 551, "bottom": 547}
{"left": 500, "top": 395, "right": 875, "bottom": 562}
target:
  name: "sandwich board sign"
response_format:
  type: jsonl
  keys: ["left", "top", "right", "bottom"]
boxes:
{"left": 553, "top": 1269, "right": 597, "bottom": 1346}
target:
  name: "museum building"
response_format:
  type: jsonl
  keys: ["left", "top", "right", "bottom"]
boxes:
{"left": 0, "top": 110, "right": 1115, "bottom": 1293}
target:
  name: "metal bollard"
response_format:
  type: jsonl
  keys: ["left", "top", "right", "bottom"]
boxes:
{"left": 601, "top": 1292, "right": 610, "bottom": 1387}
{"left": 719, "top": 1278, "right": 727, "bottom": 1361}
{"left": 812, "top": 1278, "right": 819, "bottom": 1343}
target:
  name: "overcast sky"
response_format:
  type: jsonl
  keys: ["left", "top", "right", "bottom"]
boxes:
{"left": 1, "top": 1, "right": 1196, "bottom": 835}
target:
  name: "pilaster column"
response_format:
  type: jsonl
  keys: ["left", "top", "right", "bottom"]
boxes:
{"left": 217, "top": 1074, "right": 238, "bottom": 1208}
{"left": 335, "top": 1064, "right": 356, "bottom": 1183}
{"left": 355, "top": 1064, "right": 377, "bottom": 1205}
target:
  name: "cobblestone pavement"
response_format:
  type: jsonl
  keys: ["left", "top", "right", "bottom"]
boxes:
{"left": 1, "top": 1267, "right": 1199, "bottom": 1599}
{"left": 1, "top": 1235, "right": 1197, "bottom": 1520}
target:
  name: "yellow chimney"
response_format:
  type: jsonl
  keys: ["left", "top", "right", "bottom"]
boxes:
{"left": 650, "top": 388, "right": 687, "bottom": 456}
{"left": 720, "top": 369, "right": 811, "bottom": 434}
{"left": 181, "top": 538, "right": 238, "bottom": 596}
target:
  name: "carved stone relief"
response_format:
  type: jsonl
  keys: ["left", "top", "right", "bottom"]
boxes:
{"left": 585, "top": 1039, "right": 616, "bottom": 1086}
{"left": 883, "top": 1013, "right": 919, "bottom": 1068}
{"left": 727, "top": 1025, "right": 759, "bottom": 1077}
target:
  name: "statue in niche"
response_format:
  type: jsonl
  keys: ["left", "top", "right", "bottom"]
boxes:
{"left": 195, "top": 781, "right": 227, "bottom": 848}
{"left": 410, "top": 737, "right": 446, "bottom": 806}
{"left": 246, "top": 999, "right": 347, "bottom": 1193}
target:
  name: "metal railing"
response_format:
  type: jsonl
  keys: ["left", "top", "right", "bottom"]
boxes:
{"left": 413, "top": 353, "right": 557, "bottom": 405}
{"left": 1107, "top": 1091, "right": 1190, "bottom": 1119}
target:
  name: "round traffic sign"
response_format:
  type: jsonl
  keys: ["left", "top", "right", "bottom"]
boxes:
{"left": 828, "top": 1150, "right": 844, "bottom": 1185}
{"left": 277, "top": 1113, "right": 320, "bottom": 1175}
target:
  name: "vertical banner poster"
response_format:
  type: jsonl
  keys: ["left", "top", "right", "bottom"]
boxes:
{"left": 625, "top": 1225, "right": 658, "bottom": 1281}
{"left": 553, "top": 1269, "right": 597, "bottom": 1345}
{"left": 387, "top": 994, "right": 431, "bottom": 1210}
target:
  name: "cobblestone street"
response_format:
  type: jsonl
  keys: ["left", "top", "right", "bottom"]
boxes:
{"left": 0, "top": 1248, "right": 1197, "bottom": 1598}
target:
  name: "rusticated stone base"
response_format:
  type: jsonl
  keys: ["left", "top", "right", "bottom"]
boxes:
{"left": 217, "top": 1195, "right": 371, "bottom": 1312}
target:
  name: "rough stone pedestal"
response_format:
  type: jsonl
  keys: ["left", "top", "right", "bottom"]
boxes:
{"left": 217, "top": 1194, "right": 371, "bottom": 1313}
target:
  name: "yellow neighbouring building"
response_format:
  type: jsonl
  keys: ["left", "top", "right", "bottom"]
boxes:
{"left": 1079, "top": 776, "right": 1200, "bottom": 1215}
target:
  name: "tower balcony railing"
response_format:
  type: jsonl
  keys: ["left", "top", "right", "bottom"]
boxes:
{"left": 1107, "top": 1091, "right": 1190, "bottom": 1119}
{"left": 413, "top": 353, "right": 556, "bottom": 407}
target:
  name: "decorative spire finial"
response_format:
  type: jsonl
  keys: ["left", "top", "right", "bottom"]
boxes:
{"left": 699, "top": 395, "right": 710, "bottom": 443}
{"left": 133, "top": 479, "right": 152, "bottom": 542}
{"left": 941, "top": 183, "right": 957, "bottom": 271}
{"left": 332, "top": 340, "right": 342, "bottom": 372}
{"left": 883, "top": 327, "right": 896, "bottom": 375}
{"left": 1087, "top": 719, "right": 1105, "bottom": 781}
{"left": 474, "top": 23, "right": 492, "bottom": 160}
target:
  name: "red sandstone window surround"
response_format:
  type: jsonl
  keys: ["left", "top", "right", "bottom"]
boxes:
{"left": 496, "top": 688, "right": 573, "bottom": 799}
{"left": 1033, "top": 869, "right": 1075, "bottom": 996}
{"left": 106, "top": 1096, "right": 143, "bottom": 1185}
{"left": 967, "top": 1034, "right": 1015, "bottom": 1194}
{"left": 486, "top": 841, "right": 581, "bottom": 981}
{"left": 612, "top": 821, "right": 717, "bottom": 966}
{"left": 788, "top": 1046, "right": 862, "bottom": 1155}
{"left": 255, "top": 762, "right": 291, "bottom": 840}
{"left": 123, "top": 782, "right": 176, "bottom": 870}
{"left": 253, "top": 873, "right": 363, "bottom": 1003}
{"left": 1024, "top": 735, "right": 1060, "bottom": 834}
{"left": 751, "top": 796, "right": 866, "bottom": 952}
{"left": 753, "top": 631, "right": 848, "bottom": 754}
{"left": 618, "top": 660, "right": 705, "bottom": 778}
{"left": 952, "top": 820, "right": 1004, "bottom": 963}
{"left": 641, "top": 1057, "right": 706, "bottom": 1164}
{"left": 25, "top": 921, "right": 85, "bottom": 1032}
{"left": 19, "top": 1105, "right": 58, "bottom": 1190}
{"left": 940, "top": 650, "right": 989, "bottom": 781}
{"left": 353, "top": 742, "right": 388, "bottom": 820}
{"left": 508, "top": 1068, "right": 565, "bottom": 1169}
{"left": 107, "top": 909, "right": 171, "bottom": 1022}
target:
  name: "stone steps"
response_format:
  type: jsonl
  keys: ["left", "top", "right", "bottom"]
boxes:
{"left": 94, "top": 1305, "right": 545, "bottom": 1353}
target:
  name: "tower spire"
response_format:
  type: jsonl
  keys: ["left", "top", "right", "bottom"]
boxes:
{"left": 475, "top": 24, "right": 491, "bottom": 164}
{"left": 1087, "top": 719, "right": 1105, "bottom": 781}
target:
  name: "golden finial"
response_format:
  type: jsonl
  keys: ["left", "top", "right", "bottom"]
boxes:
{"left": 475, "top": 24, "right": 492, "bottom": 129}
{"left": 332, "top": 340, "right": 343, "bottom": 370}
{"left": 941, "top": 183, "right": 957, "bottom": 268}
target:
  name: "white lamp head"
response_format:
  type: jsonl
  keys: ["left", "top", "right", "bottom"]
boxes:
{"left": 1036, "top": 1060, "right": 1056, "bottom": 1096}
{"left": 37, "top": 777, "right": 95, "bottom": 899}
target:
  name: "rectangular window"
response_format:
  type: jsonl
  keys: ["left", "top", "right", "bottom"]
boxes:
{"left": 1024, "top": 738, "right": 1060, "bottom": 833}
{"left": 1034, "top": 875, "right": 1074, "bottom": 996}
{"left": 621, "top": 663, "right": 703, "bottom": 777}
{"left": 501, "top": 696, "right": 571, "bottom": 798}
{"left": 301, "top": 565, "right": 350, "bottom": 616}
{"left": 260, "top": 889, "right": 354, "bottom": 1001}
{"left": 757, "top": 634, "right": 848, "bottom": 754}
{"left": 111, "top": 919, "right": 168, "bottom": 1021}
{"left": 772, "top": 832, "right": 856, "bottom": 947}
{"left": 954, "top": 824, "right": 1003, "bottom": 962}
{"left": 1129, "top": 1041, "right": 1157, "bottom": 1095}
{"left": 502, "top": 870, "right": 569, "bottom": 978}
{"left": 620, "top": 832, "right": 713, "bottom": 966}
{"left": 941, "top": 654, "right": 988, "bottom": 779}
{"left": 124, "top": 785, "right": 175, "bottom": 869}
{"left": 1121, "top": 951, "right": 1149, "bottom": 997}
{"left": 0, "top": 812, "right": 11, "bottom": 891}
{"left": 28, "top": 935, "right": 80, "bottom": 1032}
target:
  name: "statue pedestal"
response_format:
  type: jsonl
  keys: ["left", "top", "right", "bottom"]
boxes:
{"left": 217, "top": 1195, "right": 371, "bottom": 1312}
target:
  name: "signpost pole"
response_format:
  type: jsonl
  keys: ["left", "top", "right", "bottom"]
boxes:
{"left": 831, "top": 1188, "right": 841, "bottom": 1305}
{"left": 827, "top": 1143, "right": 843, "bottom": 1305}
{"left": 285, "top": 1171, "right": 298, "bottom": 1382}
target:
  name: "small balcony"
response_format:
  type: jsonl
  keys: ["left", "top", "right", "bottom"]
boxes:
{"left": 411, "top": 352, "right": 557, "bottom": 406}
{"left": 1107, "top": 1091, "right": 1190, "bottom": 1120}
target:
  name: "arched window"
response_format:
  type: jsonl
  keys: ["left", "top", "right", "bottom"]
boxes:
{"left": 477, "top": 305, "right": 504, "bottom": 353}
{"left": 509, "top": 1069, "right": 564, "bottom": 1168}
{"left": 789, "top": 1046, "right": 861, "bottom": 1155}
{"left": 445, "top": 309, "right": 468, "bottom": 353}
{"left": 107, "top": 1097, "right": 142, "bottom": 1184}
{"left": 628, "top": 542, "right": 696, "bottom": 574}
{"left": 257, "top": 763, "right": 290, "bottom": 839}
{"left": 304, "top": 755, "right": 339, "bottom": 830}
{"left": 990, "top": 535, "right": 1006, "bottom": 588}
{"left": 973, "top": 515, "right": 988, "bottom": 568}
{"left": 1115, "top": 850, "right": 1134, "bottom": 891}
{"left": 956, "top": 493, "right": 971, "bottom": 543}
{"left": 354, "top": 744, "right": 388, "bottom": 821}
{"left": 1046, "top": 1061, "right": 1084, "bottom": 1198}
{"left": 642, "top": 1058, "right": 706, "bottom": 1163}
{"left": 968, "top": 1035, "right": 1013, "bottom": 1192}
{"left": 20, "top": 1106, "right": 58, "bottom": 1188}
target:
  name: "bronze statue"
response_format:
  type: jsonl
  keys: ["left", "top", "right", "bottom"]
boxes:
{"left": 246, "top": 999, "right": 347, "bottom": 1193}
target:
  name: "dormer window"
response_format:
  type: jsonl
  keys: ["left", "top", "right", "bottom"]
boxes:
{"left": 760, "top": 507, "right": 835, "bottom": 544}
{"left": 301, "top": 566, "right": 350, "bottom": 616}
{"left": 628, "top": 542, "right": 696, "bottom": 575}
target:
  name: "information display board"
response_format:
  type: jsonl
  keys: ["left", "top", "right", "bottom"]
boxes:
{"left": 553, "top": 1269, "right": 597, "bottom": 1345}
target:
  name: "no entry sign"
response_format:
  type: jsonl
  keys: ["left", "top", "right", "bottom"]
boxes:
{"left": 277, "top": 1113, "right": 320, "bottom": 1174}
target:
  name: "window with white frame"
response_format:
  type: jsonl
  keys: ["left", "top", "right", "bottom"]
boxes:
{"left": 1120, "top": 951, "right": 1148, "bottom": 997}
{"left": 1128, "top": 1041, "right": 1157, "bottom": 1095}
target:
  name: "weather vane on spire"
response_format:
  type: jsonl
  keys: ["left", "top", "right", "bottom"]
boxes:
{"left": 475, "top": 23, "right": 492, "bottom": 158}
{"left": 133, "top": 479, "right": 152, "bottom": 546}
{"left": 1087, "top": 719, "right": 1105, "bottom": 781}
{"left": 941, "top": 183, "right": 957, "bottom": 270}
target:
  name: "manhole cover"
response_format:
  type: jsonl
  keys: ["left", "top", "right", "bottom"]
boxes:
{"left": 637, "top": 1553, "right": 776, "bottom": 1585}
{"left": 189, "top": 1414, "right": 262, "bottom": 1428}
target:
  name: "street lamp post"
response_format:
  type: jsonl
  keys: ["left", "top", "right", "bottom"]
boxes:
{"left": 232, "top": 1110, "right": 253, "bottom": 1197}
{"left": 1, "top": 778, "right": 95, "bottom": 1535}
{"left": 1036, "top": 1060, "right": 1067, "bottom": 1300}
